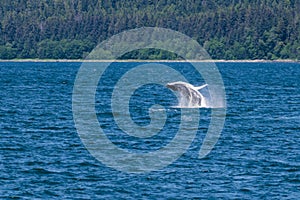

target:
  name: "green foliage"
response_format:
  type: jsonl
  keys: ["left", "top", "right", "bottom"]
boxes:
{"left": 119, "top": 49, "right": 181, "bottom": 60}
{"left": 37, "top": 39, "right": 94, "bottom": 59}
{"left": 0, "top": 0, "right": 299, "bottom": 60}
{"left": 0, "top": 45, "right": 18, "bottom": 59}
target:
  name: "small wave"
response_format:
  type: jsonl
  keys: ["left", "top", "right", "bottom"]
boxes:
{"left": 173, "top": 106, "right": 205, "bottom": 109}
{"left": 149, "top": 107, "right": 175, "bottom": 112}
{"left": 171, "top": 105, "right": 223, "bottom": 109}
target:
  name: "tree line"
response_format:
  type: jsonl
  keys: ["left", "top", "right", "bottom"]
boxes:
{"left": 0, "top": 0, "right": 299, "bottom": 60}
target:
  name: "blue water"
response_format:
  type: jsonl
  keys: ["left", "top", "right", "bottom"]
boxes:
{"left": 1, "top": 62, "right": 299, "bottom": 199}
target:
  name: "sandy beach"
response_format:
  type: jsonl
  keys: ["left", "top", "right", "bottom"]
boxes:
{"left": 0, "top": 59, "right": 299, "bottom": 63}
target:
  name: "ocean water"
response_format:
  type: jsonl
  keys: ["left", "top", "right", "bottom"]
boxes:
{"left": 1, "top": 62, "right": 299, "bottom": 199}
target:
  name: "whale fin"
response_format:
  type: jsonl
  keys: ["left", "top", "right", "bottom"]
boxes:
{"left": 194, "top": 84, "right": 208, "bottom": 91}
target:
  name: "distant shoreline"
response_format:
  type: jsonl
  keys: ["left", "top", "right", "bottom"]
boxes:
{"left": 0, "top": 59, "right": 298, "bottom": 63}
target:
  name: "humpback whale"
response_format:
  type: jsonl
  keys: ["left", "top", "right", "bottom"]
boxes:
{"left": 166, "top": 81, "right": 208, "bottom": 108}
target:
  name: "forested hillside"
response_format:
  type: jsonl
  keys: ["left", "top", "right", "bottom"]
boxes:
{"left": 0, "top": 0, "right": 299, "bottom": 60}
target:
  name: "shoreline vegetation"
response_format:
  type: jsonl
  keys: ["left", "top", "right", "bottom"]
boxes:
{"left": 0, "top": 59, "right": 299, "bottom": 63}
{"left": 0, "top": 1, "right": 299, "bottom": 61}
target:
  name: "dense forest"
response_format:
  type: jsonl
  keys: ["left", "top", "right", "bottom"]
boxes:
{"left": 0, "top": 0, "right": 299, "bottom": 60}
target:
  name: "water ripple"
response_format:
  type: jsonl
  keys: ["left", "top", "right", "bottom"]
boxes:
{"left": 1, "top": 62, "right": 299, "bottom": 199}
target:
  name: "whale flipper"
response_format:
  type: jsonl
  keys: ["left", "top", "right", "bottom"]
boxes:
{"left": 194, "top": 84, "right": 208, "bottom": 91}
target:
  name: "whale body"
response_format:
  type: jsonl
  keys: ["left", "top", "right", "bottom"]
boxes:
{"left": 166, "top": 81, "right": 208, "bottom": 108}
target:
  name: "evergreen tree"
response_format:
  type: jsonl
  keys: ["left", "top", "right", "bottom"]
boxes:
{"left": 0, "top": 0, "right": 299, "bottom": 60}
